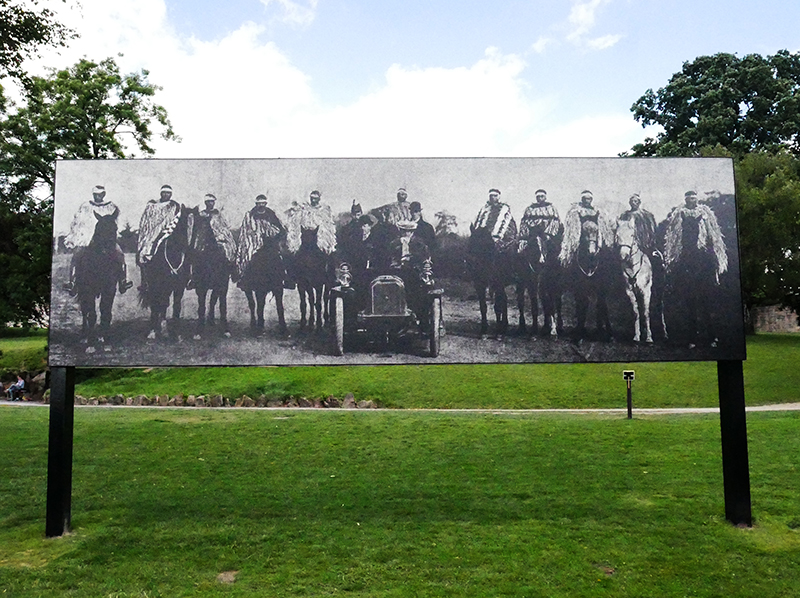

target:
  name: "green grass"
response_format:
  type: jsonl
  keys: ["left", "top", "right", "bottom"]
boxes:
{"left": 68, "top": 334, "right": 800, "bottom": 409}
{"left": 1, "top": 407, "right": 799, "bottom": 597}
{"left": 0, "top": 330, "right": 48, "bottom": 375}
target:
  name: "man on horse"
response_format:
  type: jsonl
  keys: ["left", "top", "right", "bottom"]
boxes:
{"left": 518, "top": 189, "right": 561, "bottom": 259}
{"left": 619, "top": 193, "right": 659, "bottom": 259}
{"left": 371, "top": 187, "right": 413, "bottom": 227}
{"left": 559, "top": 190, "right": 615, "bottom": 340}
{"left": 63, "top": 185, "right": 132, "bottom": 296}
{"left": 285, "top": 190, "right": 337, "bottom": 255}
{"left": 136, "top": 184, "right": 185, "bottom": 274}
{"left": 664, "top": 190, "right": 728, "bottom": 348}
{"left": 234, "top": 193, "right": 287, "bottom": 289}
{"left": 473, "top": 188, "right": 517, "bottom": 252}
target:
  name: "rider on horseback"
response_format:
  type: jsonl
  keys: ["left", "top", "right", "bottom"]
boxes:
{"left": 285, "top": 190, "right": 337, "bottom": 255}
{"left": 136, "top": 184, "right": 186, "bottom": 293}
{"left": 234, "top": 193, "right": 287, "bottom": 289}
{"left": 518, "top": 189, "right": 561, "bottom": 259}
{"left": 473, "top": 188, "right": 517, "bottom": 253}
{"left": 63, "top": 185, "right": 132, "bottom": 296}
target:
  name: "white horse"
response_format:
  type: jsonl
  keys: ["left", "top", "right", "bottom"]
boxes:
{"left": 615, "top": 218, "right": 655, "bottom": 343}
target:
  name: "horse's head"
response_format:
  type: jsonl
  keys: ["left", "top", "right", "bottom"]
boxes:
{"left": 91, "top": 213, "right": 118, "bottom": 251}
{"left": 300, "top": 226, "right": 319, "bottom": 247}
{"left": 615, "top": 218, "right": 636, "bottom": 263}
{"left": 468, "top": 224, "right": 496, "bottom": 257}
{"left": 579, "top": 219, "right": 601, "bottom": 258}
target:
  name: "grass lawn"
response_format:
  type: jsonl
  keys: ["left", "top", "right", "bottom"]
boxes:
{"left": 65, "top": 333, "right": 800, "bottom": 409}
{"left": 1, "top": 407, "right": 799, "bottom": 597}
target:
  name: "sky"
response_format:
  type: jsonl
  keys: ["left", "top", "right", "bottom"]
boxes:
{"left": 25, "top": 0, "right": 800, "bottom": 162}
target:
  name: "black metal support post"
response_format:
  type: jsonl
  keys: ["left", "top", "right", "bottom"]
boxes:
{"left": 626, "top": 382, "right": 632, "bottom": 420}
{"left": 46, "top": 367, "right": 75, "bottom": 537}
{"left": 717, "top": 360, "right": 752, "bottom": 527}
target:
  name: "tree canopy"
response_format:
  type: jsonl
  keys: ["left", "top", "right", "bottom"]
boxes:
{"left": 628, "top": 51, "right": 800, "bottom": 158}
{"left": 627, "top": 50, "right": 800, "bottom": 324}
{"left": 0, "top": 0, "right": 74, "bottom": 80}
{"left": 0, "top": 57, "right": 177, "bottom": 326}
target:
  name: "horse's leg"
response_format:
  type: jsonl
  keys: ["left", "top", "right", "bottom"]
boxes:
{"left": 170, "top": 286, "right": 185, "bottom": 340}
{"left": 596, "top": 283, "right": 612, "bottom": 341}
{"left": 529, "top": 278, "right": 539, "bottom": 336}
{"left": 574, "top": 284, "right": 588, "bottom": 340}
{"left": 195, "top": 289, "right": 207, "bottom": 339}
{"left": 314, "top": 284, "right": 324, "bottom": 330}
{"left": 298, "top": 286, "right": 308, "bottom": 329}
{"left": 516, "top": 282, "right": 527, "bottom": 334}
{"left": 624, "top": 282, "right": 641, "bottom": 342}
{"left": 477, "top": 283, "right": 489, "bottom": 339}
{"left": 256, "top": 291, "right": 266, "bottom": 330}
{"left": 245, "top": 289, "right": 257, "bottom": 329}
{"left": 494, "top": 285, "right": 508, "bottom": 340}
{"left": 98, "top": 285, "right": 114, "bottom": 343}
{"left": 274, "top": 287, "right": 288, "bottom": 336}
{"left": 641, "top": 276, "right": 654, "bottom": 344}
{"left": 216, "top": 283, "right": 230, "bottom": 335}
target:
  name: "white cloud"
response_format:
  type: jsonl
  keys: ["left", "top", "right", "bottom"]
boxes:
{"left": 530, "top": 36, "right": 554, "bottom": 54}
{"left": 22, "top": 0, "right": 641, "bottom": 161}
{"left": 587, "top": 34, "right": 623, "bottom": 50}
{"left": 564, "top": 0, "right": 620, "bottom": 50}
{"left": 260, "top": 0, "right": 318, "bottom": 27}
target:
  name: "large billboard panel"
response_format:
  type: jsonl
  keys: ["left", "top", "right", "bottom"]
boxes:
{"left": 49, "top": 157, "right": 745, "bottom": 366}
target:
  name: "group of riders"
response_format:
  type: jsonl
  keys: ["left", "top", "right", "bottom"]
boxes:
{"left": 62, "top": 181, "right": 729, "bottom": 347}
{"left": 62, "top": 184, "right": 441, "bottom": 340}
{"left": 470, "top": 186, "right": 728, "bottom": 347}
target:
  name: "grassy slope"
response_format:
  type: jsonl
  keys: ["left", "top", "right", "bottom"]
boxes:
{"left": 72, "top": 334, "right": 800, "bottom": 408}
{"left": 0, "top": 407, "right": 798, "bottom": 597}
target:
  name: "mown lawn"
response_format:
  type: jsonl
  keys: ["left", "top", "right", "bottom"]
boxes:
{"left": 1, "top": 407, "right": 799, "bottom": 597}
{"left": 65, "top": 333, "right": 800, "bottom": 408}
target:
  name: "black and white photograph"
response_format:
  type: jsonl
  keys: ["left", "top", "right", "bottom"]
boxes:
{"left": 48, "top": 157, "right": 746, "bottom": 366}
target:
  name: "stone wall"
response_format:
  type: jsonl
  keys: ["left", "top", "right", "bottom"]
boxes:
{"left": 753, "top": 305, "right": 800, "bottom": 333}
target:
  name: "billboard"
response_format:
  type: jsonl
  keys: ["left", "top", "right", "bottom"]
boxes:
{"left": 48, "top": 157, "right": 745, "bottom": 366}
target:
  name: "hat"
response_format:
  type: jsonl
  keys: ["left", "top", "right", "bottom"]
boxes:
{"left": 92, "top": 185, "right": 105, "bottom": 194}
{"left": 409, "top": 201, "right": 422, "bottom": 213}
{"left": 685, "top": 190, "right": 698, "bottom": 197}
{"left": 359, "top": 214, "right": 378, "bottom": 226}
{"left": 255, "top": 194, "right": 268, "bottom": 203}
{"left": 396, "top": 220, "right": 418, "bottom": 231}
{"left": 310, "top": 190, "right": 321, "bottom": 199}
{"left": 160, "top": 184, "right": 172, "bottom": 192}
{"left": 351, "top": 200, "right": 362, "bottom": 216}
{"left": 489, "top": 188, "right": 501, "bottom": 196}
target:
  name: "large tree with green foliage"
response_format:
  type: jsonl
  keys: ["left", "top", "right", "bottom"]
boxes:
{"left": 0, "top": 57, "right": 177, "bottom": 326}
{"left": 0, "top": 0, "right": 74, "bottom": 80}
{"left": 628, "top": 51, "right": 800, "bottom": 158}
{"left": 627, "top": 50, "right": 800, "bottom": 324}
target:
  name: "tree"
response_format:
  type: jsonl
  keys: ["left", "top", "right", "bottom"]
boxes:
{"left": 0, "top": 57, "right": 177, "bottom": 326}
{"left": 735, "top": 152, "right": 800, "bottom": 319}
{"left": 0, "top": 0, "right": 75, "bottom": 80}
{"left": 628, "top": 51, "right": 800, "bottom": 158}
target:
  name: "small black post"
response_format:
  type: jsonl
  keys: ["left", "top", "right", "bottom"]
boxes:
{"left": 623, "top": 370, "right": 635, "bottom": 419}
{"left": 626, "top": 381, "right": 632, "bottom": 420}
{"left": 717, "top": 360, "right": 752, "bottom": 526}
{"left": 46, "top": 367, "right": 76, "bottom": 537}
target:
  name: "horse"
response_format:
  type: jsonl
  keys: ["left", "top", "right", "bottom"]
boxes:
{"left": 138, "top": 207, "right": 191, "bottom": 341}
{"left": 467, "top": 224, "right": 515, "bottom": 340}
{"left": 187, "top": 209, "right": 233, "bottom": 339}
{"left": 562, "top": 213, "right": 613, "bottom": 341}
{"left": 615, "top": 217, "right": 655, "bottom": 343}
{"left": 73, "top": 213, "right": 122, "bottom": 351}
{"left": 238, "top": 234, "right": 288, "bottom": 336}
{"left": 290, "top": 227, "right": 332, "bottom": 331}
{"left": 515, "top": 226, "right": 563, "bottom": 337}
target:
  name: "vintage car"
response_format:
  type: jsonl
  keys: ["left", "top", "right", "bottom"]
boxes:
{"left": 330, "top": 262, "right": 444, "bottom": 357}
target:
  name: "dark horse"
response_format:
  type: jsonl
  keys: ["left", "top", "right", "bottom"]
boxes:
{"left": 139, "top": 209, "right": 191, "bottom": 340}
{"left": 515, "top": 226, "right": 563, "bottom": 337}
{"left": 239, "top": 235, "right": 288, "bottom": 336}
{"left": 563, "top": 217, "right": 613, "bottom": 341}
{"left": 291, "top": 227, "right": 331, "bottom": 331}
{"left": 467, "top": 224, "right": 515, "bottom": 340}
{"left": 74, "top": 213, "right": 123, "bottom": 351}
{"left": 188, "top": 210, "right": 232, "bottom": 338}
